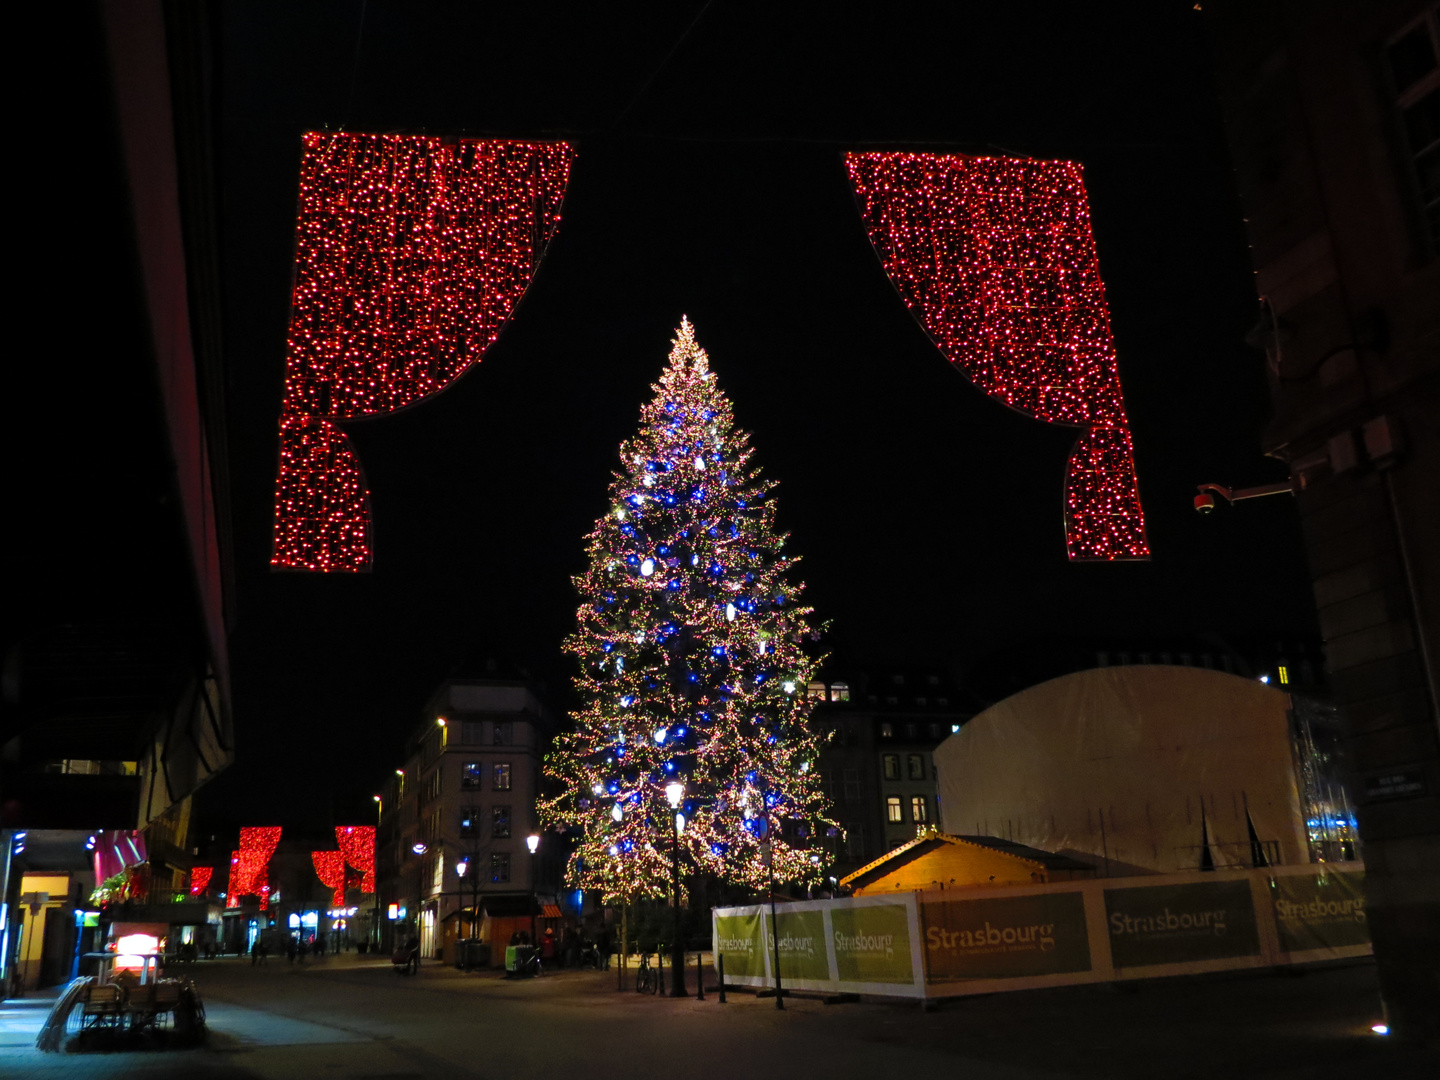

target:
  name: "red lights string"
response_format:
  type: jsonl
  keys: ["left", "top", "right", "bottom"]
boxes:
{"left": 188, "top": 866, "right": 213, "bottom": 897}
{"left": 845, "top": 152, "right": 1149, "bottom": 561}
{"left": 335, "top": 825, "right": 375, "bottom": 893}
{"left": 311, "top": 850, "right": 348, "bottom": 907}
{"left": 228, "top": 826, "right": 283, "bottom": 909}
{"left": 272, "top": 133, "right": 574, "bottom": 572}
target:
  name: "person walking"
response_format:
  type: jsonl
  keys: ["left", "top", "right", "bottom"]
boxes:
{"left": 597, "top": 924, "right": 612, "bottom": 971}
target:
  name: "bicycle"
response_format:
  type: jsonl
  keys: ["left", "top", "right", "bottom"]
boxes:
{"left": 634, "top": 951, "right": 663, "bottom": 995}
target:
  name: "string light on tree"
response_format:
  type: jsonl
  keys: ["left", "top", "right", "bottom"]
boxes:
{"left": 845, "top": 151, "right": 1149, "bottom": 561}
{"left": 538, "top": 319, "right": 836, "bottom": 901}
{"left": 271, "top": 133, "right": 574, "bottom": 572}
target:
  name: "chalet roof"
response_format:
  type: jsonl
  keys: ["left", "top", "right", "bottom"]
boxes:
{"left": 839, "top": 831, "right": 1094, "bottom": 890}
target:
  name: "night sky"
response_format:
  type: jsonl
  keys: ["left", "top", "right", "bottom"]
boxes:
{"left": 196, "top": 1, "right": 1319, "bottom": 830}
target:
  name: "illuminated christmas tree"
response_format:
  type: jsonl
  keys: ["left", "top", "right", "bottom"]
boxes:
{"left": 540, "top": 319, "right": 835, "bottom": 900}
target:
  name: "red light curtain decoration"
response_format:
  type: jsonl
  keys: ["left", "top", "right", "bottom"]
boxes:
{"left": 228, "top": 826, "right": 282, "bottom": 909}
{"left": 335, "top": 826, "right": 375, "bottom": 893}
{"left": 311, "top": 851, "right": 348, "bottom": 907}
{"left": 272, "top": 133, "right": 575, "bottom": 572}
{"left": 188, "top": 867, "right": 213, "bottom": 897}
{"left": 845, "top": 152, "right": 1150, "bottom": 561}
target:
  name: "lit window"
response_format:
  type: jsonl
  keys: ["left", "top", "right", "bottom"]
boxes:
{"left": 886, "top": 796, "right": 903, "bottom": 822}
{"left": 461, "top": 763, "right": 482, "bottom": 788}
{"left": 911, "top": 796, "right": 928, "bottom": 823}
{"left": 830, "top": 682, "right": 850, "bottom": 702}
{"left": 492, "top": 806, "right": 511, "bottom": 838}
{"left": 493, "top": 763, "right": 512, "bottom": 791}
{"left": 882, "top": 754, "right": 900, "bottom": 780}
{"left": 1278, "top": 665, "right": 1290, "bottom": 685}
{"left": 490, "top": 853, "right": 510, "bottom": 884}
{"left": 806, "top": 681, "right": 826, "bottom": 701}
{"left": 880, "top": 722, "right": 894, "bottom": 737}
{"left": 460, "top": 810, "right": 478, "bottom": 838}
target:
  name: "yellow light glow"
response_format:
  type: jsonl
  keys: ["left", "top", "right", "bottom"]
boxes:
{"left": 114, "top": 933, "right": 158, "bottom": 970}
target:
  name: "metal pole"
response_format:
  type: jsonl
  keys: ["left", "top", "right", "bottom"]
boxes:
{"left": 528, "top": 852, "right": 538, "bottom": 958}
{"left": 696, "top": 949, "right": 705, "bottom": 1000}
{"left": 669, "top": 809, "right": 687, "bottom": 996}
{"left": 717, "top": 952, "right": 727, "bottom": 1003}
{"left": 767, "top": 847, "right": 784, "bottom": 1010}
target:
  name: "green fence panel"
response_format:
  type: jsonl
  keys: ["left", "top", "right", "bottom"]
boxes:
{"left": 714, "top": 910, "right": 767, "bottom": 979}
{"left": 830, "top": 903, "right": 914, "bottom": 985}
{"left": 767, "top": 908, "right": 830, "bottom": 982}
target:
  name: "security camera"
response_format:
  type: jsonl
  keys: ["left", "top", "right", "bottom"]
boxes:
{"left": 1194, "top": 493, "right": 1216, "bottom": 514}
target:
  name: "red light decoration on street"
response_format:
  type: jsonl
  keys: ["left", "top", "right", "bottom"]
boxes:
{"left": 188, "top": 867, "right": 213, "bottom": 897}
{"left": 312, "top": 850, "right": 348, "bottom": 907}
{"left": 272, "top": 133, "right": 575, "bottom": 572}
{"left": 336, "top": 826, "right": 376, "bottom": 893}
{"left": 846, "top": 152, "right": 1150, "bottom": 561}
{"left": 228, "top": 826, "right": 283, "bottom": 906}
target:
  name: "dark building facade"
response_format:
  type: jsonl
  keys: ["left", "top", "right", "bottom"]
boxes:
{"left": 810, "top": 670, "right": 972, "bottom": 884}
{"left": 2, "top": 2, "right": 234, "bottom": 991}
{"left": 1207, "top": 0, "right": 1440, "bottom": 1040}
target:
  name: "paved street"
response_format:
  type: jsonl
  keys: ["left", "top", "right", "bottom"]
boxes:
{"left": 1, "top": 954, "right": 1434, "bottom": 1079}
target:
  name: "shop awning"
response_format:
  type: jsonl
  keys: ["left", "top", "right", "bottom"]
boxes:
{"left": 539, "top": 904, "right": 562, "bottom": 919}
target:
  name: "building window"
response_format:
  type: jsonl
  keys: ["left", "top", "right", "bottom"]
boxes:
{"left": 490, "top": 853, "right": 510, "bottom": 884}
{"left": 842, "top": 769, "right": 861, "bottom": 803}
{"left": 907, "top": 754, "right": 925, "bottom": 780}
{"left": 492, "top": 805, "right": 511, "bottom": 838}
{"left": 928, "top": 723, "right": 942, "bottom": 739}
{"left": 880, "top": 722, "right": 894, "bottom": 737}
{"left": 905, "top": 723, "right": 917, "bottom": 739}
{"left": 424, "top": 768, "right": 441, "bottom": 803}
{"left": 806, "top": 680, "right": 827, "bottom": 701}
{"left": 829, "top": 681, "right": 850, "bottom": 702}
{"left": 460, "top": 809, "right": 479, "bottom": 838}
{"left": 937, "top": 697, "right": 949, "bottom": 708}
{"left": 1278, "top": 664, "right": 1290, "bottom": 685}
{"left": 1389, "top": 11, "right": 1440, "bottom": 246}
{"left": 915, "top": 696, "right": 927, "bottom": 708}
{"left": 461, "top": 762, "right": 482, "bottom": 788}
{"left": 845, "top": 824, "right": 864, "bottom": 858}
{"left": 911, "top": 796, "right": 928, "bottom": 823}
{"left": 882, "top": 754, "right": 900, "bottom": 780}
{"left": 886, "top": 796, "right": 903, "bottom": 822}
{"left": 493, "top": 763, "right": 512, "bottom": 791}
{"left": 493, "top": 721, "right": 512, "bottom": 745}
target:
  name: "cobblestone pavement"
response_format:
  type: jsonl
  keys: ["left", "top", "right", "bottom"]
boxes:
{"left": 1, "top": 953, "right": 1434, "bottom": 1078}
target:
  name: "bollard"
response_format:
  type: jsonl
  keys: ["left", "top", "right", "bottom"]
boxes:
{"left": 717, "top": 952, "right": 727, "bottom": 1003}
{"left": 696, "top": 952, "right": 705, "bottom": 1000}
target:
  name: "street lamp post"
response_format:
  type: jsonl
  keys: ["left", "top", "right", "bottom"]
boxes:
{"left": 526, "top": 834, "right": 540, "bottom": 953}
{"left": 372, "top": 795, "right": 383, "bottom": 951}
{"left": 665, "top": 781, "right": 687, "bottom": 997}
